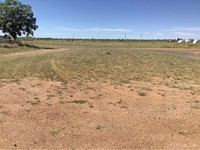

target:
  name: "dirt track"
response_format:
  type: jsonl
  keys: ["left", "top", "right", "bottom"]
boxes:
{"left": 0, "top": 48, "right": 200, "bottom": 149}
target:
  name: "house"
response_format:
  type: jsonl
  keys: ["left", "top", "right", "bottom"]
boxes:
{"left": 193, "top": 40, "right": 200, "bottom": 44}
{"left": 177, "top": 39, "right": 185, "bottom": 43}
{"left": 185, "top": 39, "right": 193, "bottom": 43}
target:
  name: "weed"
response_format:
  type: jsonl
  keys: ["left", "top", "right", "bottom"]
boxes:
{"left": 191, "top": 106, "right": 200, "bottom": 109}
{"left": 67, "top": 100, "right": 87, "bottom": 104}
{"left": 19, "top": 87, "right": 26, "bottom": 91}
{"left": 0, "top": 111, "right": 10, "bottom": 115}
{"left": 178, "top": 130, "right": 188, "bottom": 136}
{"left": 26, "top": 100, "right": 40, "bottom": 105}
{"left": 117, "top": 99, "right": 123, "bottom": 104}
{"left": 47, "top": 94, "right": 56, "bottom": 98}
{"left": 50, "top": 127, "right": 66, "bottom": 136}
{"left": 193, "top": 100, "right": 200, "bottom": 103}
{"left": 60, "top": 100, "right": 65, "bottom": 104}
{"left": 57, "top": 89, "right": 63, "bottom": 95}
{"left": 88, "top": 102, "right": 94, "bottom": 108}
{"left": 121, "top": 106, "right": 127, "bottom": 109}
{"left": 96, "top": 125, "right": 106, "bottom": 130}
{"left": 138, "top": 91, "right": 147, "bottom": 96}
{"left": 34, "top": 97, "right": 39, "bottom": 100}
{"left": 158, "top": 92, "right": 165, "bottom": 97}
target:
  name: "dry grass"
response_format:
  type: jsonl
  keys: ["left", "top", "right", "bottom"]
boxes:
{"left": 0, "top": 40, "right": 200, "bottom": 88}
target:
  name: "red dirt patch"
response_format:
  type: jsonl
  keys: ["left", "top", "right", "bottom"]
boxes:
{"left": 0, "top": 78, "right": 200, "bottom": 149}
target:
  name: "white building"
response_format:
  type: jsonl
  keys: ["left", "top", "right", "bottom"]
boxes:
{"left": 193, "top": 40, "right": 200, "bottom": 44}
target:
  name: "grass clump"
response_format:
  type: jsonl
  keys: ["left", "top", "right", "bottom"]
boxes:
{"left": 67, "top": 100, "right": 87, "bottom": 104}
{"left": 138, "top": 91, "right": 147, "bottom": 96}
{"left": 96, "top": 125, "right": 106, "bottom": 130}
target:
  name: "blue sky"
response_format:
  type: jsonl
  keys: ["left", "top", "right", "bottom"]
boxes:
{"left": 2, "top": 0, "right": 200, "bottom": 39}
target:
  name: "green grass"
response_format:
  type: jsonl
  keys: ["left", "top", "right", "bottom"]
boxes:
{"left": 24, "top": 39, "right": 200, "bottom": 49}
{"left": 0, "top": 40, "right": 200, "bottom": 87}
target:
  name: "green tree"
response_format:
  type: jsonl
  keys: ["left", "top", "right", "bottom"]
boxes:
{"left": 0, "top": 0, "right": 38, "bottom": 41}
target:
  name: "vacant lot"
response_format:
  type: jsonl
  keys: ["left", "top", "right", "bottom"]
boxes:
{"left": 0, "top": 41, "right": 200, "bottom": 149}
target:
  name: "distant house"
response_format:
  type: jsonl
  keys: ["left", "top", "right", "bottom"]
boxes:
{"left": 177, "top": 39, "right": 185, "bottom": 43}
{"left": 177, "top": 38, "right": 196, "bottom": 44}
{"left": 185, "top": 39, "right": 193, "bottom": 43}
{"left": 193, "top": 40, "right": 200, "bottom": 44}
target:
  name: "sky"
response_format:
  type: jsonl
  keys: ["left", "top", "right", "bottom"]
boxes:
{"left": 1, "top": 0, "right": 200, "bottom": 39}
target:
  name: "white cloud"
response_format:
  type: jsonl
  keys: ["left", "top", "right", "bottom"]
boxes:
{"left": 162, "top": 27, "right": 200, "bottom": 32}
{"left": 144, "top": 32, "right": 163, "bottom": 36}
{"left": 53, "top": 26, "right": 133, "bottom": 33}
{"left": 161, "top": 26, "right": 200, "bottom": 39}
{"left": 172, "top": 32, "right": 197, "bottom": 36}
{"left": 86, "top": 28, "right": 132, "bottom": 32}
{"left": 174, "top": 27, "right": 200, "bottom": 32}
{"left": 55, "top": 26, "right": 80, "bottom": 32}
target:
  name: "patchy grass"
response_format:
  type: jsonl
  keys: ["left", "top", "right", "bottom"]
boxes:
{"left": 0, "top": 40, "right": 200, "bottom": 88}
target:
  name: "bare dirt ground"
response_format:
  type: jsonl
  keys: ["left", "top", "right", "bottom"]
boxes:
{"left": 0, "top": 48, "right": 200, "bottom": 149}
{"left": 0, "top": 77, "right": 200, "bottom": 149}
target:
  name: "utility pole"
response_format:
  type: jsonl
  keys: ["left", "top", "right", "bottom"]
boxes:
{"left": 72, "top": 34, "right": 75, "bottom": 41}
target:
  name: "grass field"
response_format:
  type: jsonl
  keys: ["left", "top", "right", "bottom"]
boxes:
{"left": 23, "top": 39, "right": 200, "bottom": 49}
{"left": 1, "top": 40, "right": 200, "bottom": 149}
{"left": 1, "top": 40, "right": 200, "bottom": 84}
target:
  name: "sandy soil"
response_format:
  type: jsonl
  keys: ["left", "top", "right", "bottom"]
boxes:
{"left": 0, "top": 77, "right": 200, "bottom": 149}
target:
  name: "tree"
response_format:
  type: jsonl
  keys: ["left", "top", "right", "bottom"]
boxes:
{"left": 0, "top": 0, "right": 38, "bottom": 41}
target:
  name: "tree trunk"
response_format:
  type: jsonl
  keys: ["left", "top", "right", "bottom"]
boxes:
{"left": 15, "top": 39, "right": 23, "bottom": 46}
{"left": 10, "top": 33, "right": 23, "bottom": 46}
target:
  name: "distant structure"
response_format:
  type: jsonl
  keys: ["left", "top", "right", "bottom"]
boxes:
{"left": 193, "top": 40, "right": 200, "bottom": 44}
{"left": 176, "top": 38, "right": 199, "bottom": 44}
{"left": 185, "top": 39, "right": 193, "bottom": 43}
{"left": 177, "top": 39, "right": 185, "bottom": 43}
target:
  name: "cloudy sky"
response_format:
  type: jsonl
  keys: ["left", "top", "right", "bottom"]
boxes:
{"left": 2, "top": 0, "right": 200, "bottom": 39}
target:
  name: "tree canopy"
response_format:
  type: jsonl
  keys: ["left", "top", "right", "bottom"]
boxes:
{"left": 0, "top": 0, "right": 38, "bottom": 40}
